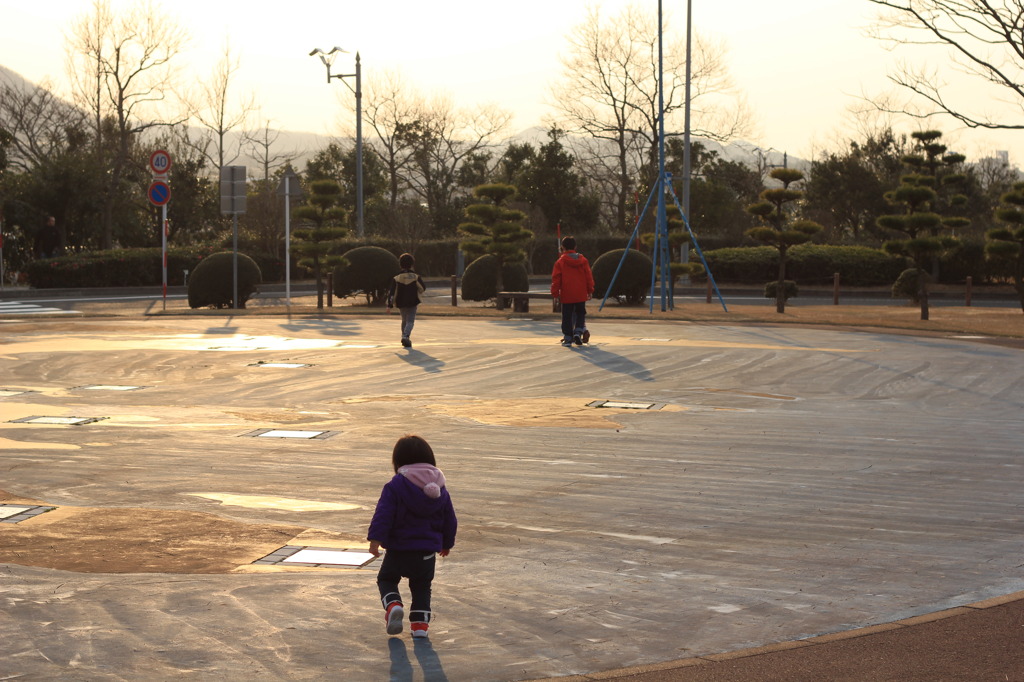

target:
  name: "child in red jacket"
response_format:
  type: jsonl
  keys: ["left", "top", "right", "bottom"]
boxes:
{"left": 550, "top": 236, "right": 595, "bottom": 346}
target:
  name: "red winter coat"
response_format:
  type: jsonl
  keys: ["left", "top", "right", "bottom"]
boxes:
{"left": 551, "top": 250, "right": 595, "bottom": 304}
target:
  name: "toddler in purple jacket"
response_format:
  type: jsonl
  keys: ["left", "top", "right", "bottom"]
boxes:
{"left": 368, "top": 435, "right": 457, "bottom": 638}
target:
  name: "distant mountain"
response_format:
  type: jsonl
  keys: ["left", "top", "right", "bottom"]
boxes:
{"left": 2, "top": 66, "right": 804, "bottom": 174}
{"left": 0, "top": 65, "right": 34, "bottom": 89}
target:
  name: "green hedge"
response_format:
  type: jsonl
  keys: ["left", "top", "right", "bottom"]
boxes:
{"left": 699, "top": 245, "right": 907, "bottom": 286}
{"left": 24, "top": 246, "right": 285, "bottom": 289}
{"left": 34, "top": 238, "right": 996, "bottom": 289}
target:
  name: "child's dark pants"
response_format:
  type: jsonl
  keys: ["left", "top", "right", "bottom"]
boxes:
{"left": 377, "top": 549, "right": 436, "bottom": 623}
{"left": 561, "top": 301, "right": 587, "bottom": 340}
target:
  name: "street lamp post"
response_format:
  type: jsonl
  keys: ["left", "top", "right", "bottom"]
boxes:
{"left": 309, "top": 47, "right": 364, "bottom": 237}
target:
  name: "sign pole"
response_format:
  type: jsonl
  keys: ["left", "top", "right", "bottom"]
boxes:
{"left": 0, "top": 212, "right": 5, "bottom": 292}
{"left": 149, "top": 149, "right": 173, "bottom": 310}
{"left": 233, "top": 214, "right": 239, "bottom": 311}
{"left": 285, "top": 175, "right": 292, "bottom": 306}
{"left": 161, "top": 205, "right": 168, "bottom": 311}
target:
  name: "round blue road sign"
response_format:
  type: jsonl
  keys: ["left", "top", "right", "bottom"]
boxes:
{"left": 148, "top": 180, "right": 170, "bottom": 206}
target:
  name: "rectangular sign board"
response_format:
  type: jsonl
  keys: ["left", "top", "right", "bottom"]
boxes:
{"left": 220, "top": 166, "right": 247, "bottom": 214}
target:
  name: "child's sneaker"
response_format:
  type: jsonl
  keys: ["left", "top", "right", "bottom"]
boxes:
{"left": 582, "top": 329, "right": 590, "bottom": 344}
{"left": 410, "top": 622, "right": 429, "bottom": 638}
{"left": 385, "top": 602, "right": 404, "bottom": 635}
{"left": 401, "top": 337, "right": 411, "bottom": 348}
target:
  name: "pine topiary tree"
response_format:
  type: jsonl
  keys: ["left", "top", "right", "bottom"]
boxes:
{"left": 876, "top": 130, "right": 967, "bottom": 321}
{"left": 745, "top": 168, "right": 823, "bottom": 313}
{"left": 988, "top": 181, "right": 1024, "bottom": 313}
{"left": 458, "top": 183, "right": 533, "bottom": 306}
{"left": 292, "top": 178, "right": 350, "bottom": 309}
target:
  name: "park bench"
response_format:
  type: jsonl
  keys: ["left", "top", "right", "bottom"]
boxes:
{"left": 497, "top": 291, "right": 561, "bottom": 313}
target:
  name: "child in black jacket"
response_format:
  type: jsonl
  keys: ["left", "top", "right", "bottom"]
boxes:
{"left": 387, "top": 253, "right": 426, "bottom": 348}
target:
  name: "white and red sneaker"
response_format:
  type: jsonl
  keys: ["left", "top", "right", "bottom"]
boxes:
{"left": 410, "top": 622, "right": 429, "bottom": 639}
{"left": 385, "top": 602, "right": 404, "bottom": 635}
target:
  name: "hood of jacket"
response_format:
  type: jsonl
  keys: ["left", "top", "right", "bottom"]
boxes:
{"left": 394, "top": 271, "right": 423, "bottom": 287}
{"left": 558, "top": 251, "right": 589, "bottom": 269}
{"left": 398, "top": 463, "right": 446, "bottom": 499}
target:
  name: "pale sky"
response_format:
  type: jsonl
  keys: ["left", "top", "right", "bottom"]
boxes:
{"left": 1, "top": 0, "right": 1020, "bottom": 164}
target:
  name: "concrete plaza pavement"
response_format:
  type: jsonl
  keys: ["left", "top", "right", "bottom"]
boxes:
{"left": 1, "top": 311, "right": 1022, "bottom": 680}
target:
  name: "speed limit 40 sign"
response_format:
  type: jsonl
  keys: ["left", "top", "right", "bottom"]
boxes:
{"left": 149, "top": 149, "right": 172, "bottom": 176}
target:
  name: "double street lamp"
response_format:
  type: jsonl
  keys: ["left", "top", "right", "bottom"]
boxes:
{"left": 309, "top": 47, "right": 364, "bottom": 237}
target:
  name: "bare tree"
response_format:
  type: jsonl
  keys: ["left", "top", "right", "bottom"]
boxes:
{"left": 551, "top": 3, "right": 747, "bottom": 232}
{"left": 355, "top": 71, "right": 425, "bottom": 207}
{"left": 868, "top": 0, "right": 1024, "bottom": 130}
{"left": 0, "top": 78, "right": 87, "bottom": 171}
{"left": 404, "top": 96, "right": 511, "bottom": 235}
{"left": 65, "top": 0, "right": 188, "bottom": 248}
{"left": 185, "top": 40, "right": 257, "bottom": 170}
{"left": 244, "top": 119, "right": 296, "bottom": 182}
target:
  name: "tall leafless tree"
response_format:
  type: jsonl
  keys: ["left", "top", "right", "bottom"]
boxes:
{"left": 65, "top": 0, "right": 188, "bottom": 249}
{"left": 551, "top": 3, "right": 748, "bottom": 233}
{"left": 0, "top": 78, "right": 87, "bottom": 172}
{"left": 404, "top": 97, "right": 511, "bottom": 235}
{"left": 244, "top": 119, "right": 296, "bottom": 183}
{"left": 356, "top": 71, "right": 424, "bottom": 207}
{"left": 185, "top": 41, "right": 257, "bottom": 171}
{"left": 868, "top": 0, "right": 1024, "bottom": 131}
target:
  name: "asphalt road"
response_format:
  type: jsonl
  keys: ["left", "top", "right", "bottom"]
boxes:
{"left": 1, "top": 313, "right": 1022, "bottom": 680}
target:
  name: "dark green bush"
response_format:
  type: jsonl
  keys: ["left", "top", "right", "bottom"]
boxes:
{"left": 187, "top": 251, "right": 262, "bottom": 309}
{"left": 461, "top": 255, "right": 529, "bottom": 301}
{"left": 23, "top": 246, "right": 281, "bottom": 289}
{"left": 792, "top": 245, "right": 905, "bottom": 286}
{"left": 333, "top": 246, "right": 400, "bottom": 305}
{"left": 892, "top": 268, "right": 930, "bottom": 304}
{"left": 592, "top": 248, "right": 652, "bottom": 305}
{"left": 939, "top": 240, "right": 986, "bottom": 284}
{"left": 764, "top": 280, "right": 798, "bottom": 303}
{"left": 699, "top": 245, "right": 905, "bottom": 286}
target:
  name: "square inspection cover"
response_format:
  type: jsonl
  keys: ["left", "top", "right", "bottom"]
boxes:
{"left": 0, "top": 506, "right": 32, "bottom": 519}
{"left": 254, "top": 545, "right": 377, "bottom": 568}
{"left": 0, "top": 504, "right": 56, "bottom": 523}
{"left": 251, "top": 363, "right": 310, "bottom": 368}
{"left": 76, "top": 385, "right": 145, "bottom": 391}
{"left": 241, "top": 429, "right": 339, "bottom": 440}
{"left": 588, "top": 400, "right": 664, "bottom": 410}
{"left": 10, "top": 416, "right": 108, "bottom": 425}
{"left": 0, "top": 389, "right": 32, "bottom": 397}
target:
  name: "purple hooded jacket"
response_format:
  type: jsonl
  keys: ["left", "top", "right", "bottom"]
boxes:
{"left": 367, "top": 464, "right": 457, "bottom": 552}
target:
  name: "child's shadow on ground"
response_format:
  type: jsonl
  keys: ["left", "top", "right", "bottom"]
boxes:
{"left": 388, "top": 637, "right": 449, "bottom": 681}
{"left": 396, "top": 349, "right": 445, "bottom": 373}
{"left": 574, "top": 345, "right": 653, "bottom": 381}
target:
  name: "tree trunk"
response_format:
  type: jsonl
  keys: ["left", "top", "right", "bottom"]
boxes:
{"left": 314, "top": 258, "right": 324, "bottom": 309}
{"left": 494, "top": 259, "right": 505, "bottom": 309}
{"left": 918, "top": 266, "right": 929, "bottom": 321}
{"left": 617, "top": 140, "right": 630, "bottom": 232}
{"left": 777, "top": 249, "right": 787, "bottom": 314}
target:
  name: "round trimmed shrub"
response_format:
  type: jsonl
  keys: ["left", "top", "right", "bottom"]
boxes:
{"left": 333, "top": 246, "right": 399, "bottom": 306}
{"left": 764, "top": 280, "right": 798, "bottom": 303}
{"left": 592, "top": 248, "right": 652, "bottom": 305}
{"left": 187, "top": 251, "right": 262, "bottom": 309}
{"left": 892, "top": 267, "right": 931, "bottom": 303}
{"left": 461, "top": 255, "right": 529, "bottom": 301}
